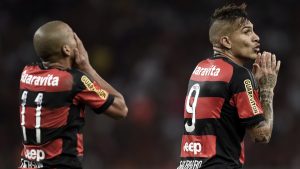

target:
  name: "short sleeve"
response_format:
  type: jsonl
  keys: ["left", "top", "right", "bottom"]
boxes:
{"left": 230, "top": 67, "right": 264, "bottom": 126}
{"left": 72, "top": 71, "right": 114, "bottom": 114}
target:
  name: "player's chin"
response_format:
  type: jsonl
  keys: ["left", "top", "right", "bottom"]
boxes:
{"left": 249, "top": 51, "right": 259, "bottom": 60}
{"left": 251, "top": 53, "right": 258, "bottom": 60}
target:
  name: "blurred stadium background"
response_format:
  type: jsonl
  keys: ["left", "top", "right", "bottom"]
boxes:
{"left": 0, "top": 0, "right": 299, "bottom": 168}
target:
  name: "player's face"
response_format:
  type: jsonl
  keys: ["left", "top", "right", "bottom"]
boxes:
{"left": 229, "top": 20, "right": 260, "bottom": 60}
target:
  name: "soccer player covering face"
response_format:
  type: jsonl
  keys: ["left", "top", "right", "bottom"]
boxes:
{"left": 18, "top": 21, "right": 128, "bottom": 169}
{"left": 178, "top": 3, "right": 281, "bottom": 169}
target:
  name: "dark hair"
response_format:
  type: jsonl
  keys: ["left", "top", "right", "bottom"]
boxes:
{"left": 210, "top": 3, "right": 248, "bottom": 26}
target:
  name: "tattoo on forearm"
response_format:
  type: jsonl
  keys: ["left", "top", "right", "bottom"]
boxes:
{"left": 260, "top": 90, "right": 274, "bottom": 122}
{"left": 250, "top": 61, "right": 279, "bottom": 143}
{"left": 249, "top": 89, "right": 274, "bottom": 143}
{"left": 259, "top": 74, "right": 277, "bottom": 89}
{"left": 260, "top": 90, "right": 274, "bottom": 104}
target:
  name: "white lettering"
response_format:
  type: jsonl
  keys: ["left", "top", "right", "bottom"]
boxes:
{"left": 24, "top": 149, "right": 45, "bottom": 161}
{"left": 183, "top": 142, "right": 202, "bottom": 155}
{"left": 193, "top": 65, "right": 221, "bottom": 77}
{"left": 177, "top": 160, "right": 202, "bottom": 169}
{"left": 20, "top": 158, "right": 44, "bottom": 168}
{"left": 26, "top": 75, "right": 33, "bottom": 84}
{"left": 52, "top": 77, "right": 59, "bottom": 86}
{"left": 20, "top": 71, "right": 59, "bottom": 87}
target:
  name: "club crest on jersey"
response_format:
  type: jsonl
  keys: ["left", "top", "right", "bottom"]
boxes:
{"left": 193, "top": 65, "right": 220, "bottom": 76}
{"left": 244, "top": 79, "right": 259, "bottom": 114}
{"left": 81, "top": 75, "right": 108, "bottom": 100}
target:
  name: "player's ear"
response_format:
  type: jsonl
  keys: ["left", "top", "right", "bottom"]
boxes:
{"left": 220, "top": 36, "right": 231, "bottom": 49}
{"left": 61, "top": 44, "right": 72, "bottom": 57}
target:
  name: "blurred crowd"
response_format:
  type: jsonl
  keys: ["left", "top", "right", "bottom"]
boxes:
{"left": 0, "top": 0, "right": 300, "bottom": 169}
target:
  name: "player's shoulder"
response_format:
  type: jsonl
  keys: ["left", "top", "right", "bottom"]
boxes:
{"left": 67, "top": 68, "right": 94, "bottom": 88}
{"left": 224, "top": 59, "right": 258, "bottom": 92}
{"left": 67, "top": 69, "right": 86, "bottom": 83}
{"left": 211, "top": 56, "right": 252, "bottom": 79}
{"left": 67, "top": 68, "right": 85, "bottom": 77}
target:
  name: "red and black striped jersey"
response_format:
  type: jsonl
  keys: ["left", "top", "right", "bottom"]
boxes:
{"left": 178, "top": 55, "right": 265, "bottom": 169}
{"left": 18, "top": 63, "right": 114, "bottom": 169}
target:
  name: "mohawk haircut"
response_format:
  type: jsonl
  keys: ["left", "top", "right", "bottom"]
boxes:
{"left": 209, "top": 3, "right": 249, "bottom": 45}
{"left": 210, "top": 3, "right": 248, "bottom": 25}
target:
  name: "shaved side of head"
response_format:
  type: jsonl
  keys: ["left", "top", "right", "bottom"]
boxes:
{"left": 33, "top": 20, "right": 76, "bottom": 61}
{"left": 209, "top": 20, "right": 237, "bottom": 46}
{"left": 209, "top": 3, "right": 248, "bottom": 47}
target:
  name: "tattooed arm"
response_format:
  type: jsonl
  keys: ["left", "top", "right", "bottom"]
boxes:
{"left": 247, "top": 52, "right": 281, "bottom": 143}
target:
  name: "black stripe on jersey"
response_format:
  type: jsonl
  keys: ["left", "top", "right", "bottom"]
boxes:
{"left": 224, "top": 58, "right": 259, "bottom": 93}
{"left": 23, "top": 127, "right": 64, "bottom": 145}
{"left": 62, "top": 104, "right": 83, "bottom": 156}
{"left": 240, "top": 114, "right": 265, "bottom": 127}
{"left": 183, "top": 118, "right": 218, "bottom": 135}
{"left": 19, "top": 90, "right": 72, "bottom": 108}
{"left": 188, "top": 80, "right": 230, "bottom": 99}
{"left": 93, "top": 94, "right": 115, "bottom": 114}
{"left": 68, "top": 68, "right": 86, "bottom": 93}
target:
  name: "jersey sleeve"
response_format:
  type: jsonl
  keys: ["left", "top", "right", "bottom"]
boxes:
{"left": 72, "top": 70, "right": 114, "bottom": 114}
{"left": 230, "top": 67, "right": 265, "bottom": 126}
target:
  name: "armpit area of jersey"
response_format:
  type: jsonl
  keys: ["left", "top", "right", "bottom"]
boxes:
{"left": 93, "top": 94, "right": 115, "bottom": 114}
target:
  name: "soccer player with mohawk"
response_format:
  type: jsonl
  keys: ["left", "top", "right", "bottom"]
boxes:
{"left": 178, "top": 3, "right": 281, "bottom": 169}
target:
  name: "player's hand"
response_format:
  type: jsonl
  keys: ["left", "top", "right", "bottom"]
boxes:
{"left": 252, "top": 52, "right": 263, "bottom": 82}
{"left": 73, "top": 33, "right": 92, "bottom": 71}
{"left": 252, "top": 51, "right": 281, "bottom": 90}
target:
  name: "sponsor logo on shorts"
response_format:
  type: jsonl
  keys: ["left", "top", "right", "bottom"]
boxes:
{"left": 81, "top": 75, "right": 108, "bottom": 100}
{"left": 19, "top": 158, "right": 43, "bottom": 168}
{"left": 177, "top": 160, "right": 202, "bottom": 169}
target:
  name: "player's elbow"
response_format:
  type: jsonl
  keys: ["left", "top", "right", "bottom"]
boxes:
{"left": 104, "top": 95, "right": 128, "bottom": 120}
{"left": 114, "top": 95, "right": 128, "bottom": 119}
{"left": 247, "top": 121, "right": 272, "bottom": 144}
{"left": 118, "top": 100, "right": 128, "bottom": 119}
{"left": 253, "top": 134, "right": 271, "bottom": 144}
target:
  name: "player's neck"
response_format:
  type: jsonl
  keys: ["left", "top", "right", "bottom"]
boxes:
{"left": 42, "top": 57, "right": 72, "bottom": 70}
{"left": 213, "top": 48, "right": 245, "bottom": 66}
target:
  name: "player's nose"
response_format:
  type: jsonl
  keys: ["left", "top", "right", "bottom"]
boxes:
{"left": 253, "top": 32, "right": 260, "bottom": 42}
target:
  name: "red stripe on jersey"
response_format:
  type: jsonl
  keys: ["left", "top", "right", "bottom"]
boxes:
{"left": 20, "top": 106, "right": 69, "bottom": 128}
{"left": 190, "top": 59, "right": 233, "bottom": 83}
{"left": 180, "top": 135, "right": 216, "bottom": 158}
{"left": 77, "top": 133, "right": 84, "bottom": 156}
{"left": 73, "top": 89, "right": 108, "bottom": 109}
{"left": 184, "top": 97, "right": 224, "bottom": 119}
{"left": 239, "top": 141, "right": 245, "bottom": 164}
{"left": 233, "top": 90, "right": 263, "bottom": 119}
{"left": 20, "top": 65, "right": 73, "bottom": 92}
{"left": 21, "top": 138, "right": 63, "bottom": 160}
